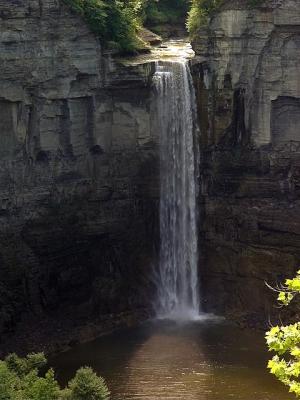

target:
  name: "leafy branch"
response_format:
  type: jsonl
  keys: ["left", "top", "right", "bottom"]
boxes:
{"left": 266, "top": 270, "right": 300, "bottom": 397}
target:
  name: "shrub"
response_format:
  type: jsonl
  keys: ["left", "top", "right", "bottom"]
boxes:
{"left": 63, "top": 0, "right": 192, "bottom": 51}
{"left": 22, "top": 369, "right": 61, "bottom": 400}
{"left": 187, "top": 0, "right": 223, "bottom": 36}
{"left": 66, "top": 367, "right": 110, "bottom": 400}
{"left": 0, "top": 353, "right": 110, "bottom": 400}
{"left": 187, "top": 0, "right": 265, "bottom": 36}
{"left": 63, "top": 0, "right": 143, "bottom": 53}
{"left": 144, "top": 0, "right": 189, "bottom": 26}
{"left": 5, "top": 352, "right": 47, "bottom": 376}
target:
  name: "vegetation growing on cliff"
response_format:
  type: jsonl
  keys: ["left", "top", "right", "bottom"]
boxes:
{"left": 266, "top": 271, "right": 300, "bottom": 397}
{"left": 64, "top": 0, "right": 190, "bottom": 52}
{"left": 64, "top": 0, "right": 266, "bottom": 50}
{"left": 187, "top": 0, "right": 264, "bottom": 36}
{"left": 144, "top": 0, "right": 189, "bottom": 28}
{"left": 187, "top": 0, "right": 223, "bottom": 36}
{"left": 63, "top": 0, "right": 144, "bottom": 52}
{"left": 0, "top": 352, "right": 110, "bottom": 400}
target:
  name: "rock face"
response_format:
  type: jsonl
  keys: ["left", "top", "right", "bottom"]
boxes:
{"left": 192, "top": 0, "right": 300, "bottom": 326}
{"left": 3, "top": 0, "right": 299, "bottom": 350}
{"left": 0, "top": 0, "right": 159, "bottom": 352}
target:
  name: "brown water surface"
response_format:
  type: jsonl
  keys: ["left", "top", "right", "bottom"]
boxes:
{"left": 51, "top": 318, "right": 291, "bottom": 400}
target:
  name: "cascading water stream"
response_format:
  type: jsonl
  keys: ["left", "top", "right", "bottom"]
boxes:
{"left": 153, "top": 60, "right": 200, "bottom": 319}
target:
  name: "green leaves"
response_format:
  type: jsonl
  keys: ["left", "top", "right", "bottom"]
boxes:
{"left": 67, "top": 367, "right": 110, "bottom": 400}
{"left": 144, "top": 0, "right": 189, "bottom": 26}
{"left": 22, "top": 369, "right": 60, "bottom": 400}
{"left": 187, "top": 0, "right": 223, "bottom": 35}
{"left": 278, "top": 291, "right": 294, "bottom": 306}
{"left": 64, "top": 0, "right": 191, "bottom": 52}
{"left": 285, "top": 271, "right": 300, "bottom": 292}
{"left": 275, "top": 271, "right": 300, "bottom": 306}
{"left": 187, "top": 0, "right": 265, "bottom": 35}
{"left": 266, "top": 323, "right": 300, "bottom": 355}
{"left": 266, "top": 271, "right": 300, "bottom": 397}
{"left": 0, "top": 353, "right": 110, "bottom": 400}
{"left": 5, "top": 353, "right": 47, "bottom": 378}
{"left": 64, "top": 0, "right": 146, "bottom": 52}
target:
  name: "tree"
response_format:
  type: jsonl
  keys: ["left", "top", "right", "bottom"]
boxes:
{"left": 266, "top": 270, "right": 300, "bottom": 397}
{"left": 65, "top": 367, "right": 110, "bottom": 400}
{"left": 64, "top": 0, "right": 190, "bottom": 52}
{"left": 63, "top": 0, "right": 144, "bottom": 52}
{"left": 144, "top": 0, "right": 189, "bottom": 26}
{"left": 0, "top": 353, "right": 110, "bottom": 400}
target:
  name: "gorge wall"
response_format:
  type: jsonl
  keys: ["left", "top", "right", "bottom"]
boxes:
{"left": 2, "top": 0, "right": 300, "bottom": 354}
{"left": 192, "top": 0, "right": 300, "bottom": 326}
{"left": 0, "top": 0, "right": 159, "bottom": 354}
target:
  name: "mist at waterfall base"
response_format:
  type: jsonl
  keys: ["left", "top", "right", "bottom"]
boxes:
{"left": 153, "top": 60, "right": 202, "bottom": 321}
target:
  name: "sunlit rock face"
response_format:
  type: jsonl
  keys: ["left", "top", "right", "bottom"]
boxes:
{"left": 191, "top": 0, "right": 300, "bottom": 326}
{"left": 0, "top": 0, "right": 159, "bottom": 353}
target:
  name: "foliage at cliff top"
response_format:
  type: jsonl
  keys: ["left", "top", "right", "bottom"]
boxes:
{"left": 187, "top": 0, "right": 264, "bottom": 36}
{"left": 0, "top": 352, "right": 110, "bottom": 400}
{"left": 144, "top": 0, "right": 189, "bottom": 28}
{"left": 187, "top": 0, "right": 223, "bottom": 36}
{"left": 266, "top": 270, "right": 300, "bottom": 397}
{"left": 63, "top": 0, "right": 189, "bottom": 53}
{"left": 64, "top": 0, "right": 265, "bottom": 51}
{"left": 63, "top": 0, "right": 143, "bottom": 53}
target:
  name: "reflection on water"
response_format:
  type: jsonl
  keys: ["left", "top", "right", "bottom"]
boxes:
{"left": 51, "top": 320, "right": 290, "bottom": 400}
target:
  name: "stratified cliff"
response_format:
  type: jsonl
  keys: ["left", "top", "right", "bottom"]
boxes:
{"left": 0, "top": 0, "right": 159, "bottom": 353}
{"left": 192, "top": 0, "right": 300, "bottom": 326}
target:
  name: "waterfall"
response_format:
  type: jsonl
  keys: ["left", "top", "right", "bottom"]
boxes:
{"left": 153, "top": 60, "right": 200, "bottom": 319}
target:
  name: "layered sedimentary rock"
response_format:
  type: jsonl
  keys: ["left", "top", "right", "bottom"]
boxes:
{"left": 192, "top": 0, "right": 300, "bottom": 326}
{"left": 0, "top": 0, "right": 159, "bottom": 353}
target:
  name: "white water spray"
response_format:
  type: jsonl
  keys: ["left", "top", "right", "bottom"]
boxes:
{"left": 153, "top": 60, "right": 200, "bottom": 319}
